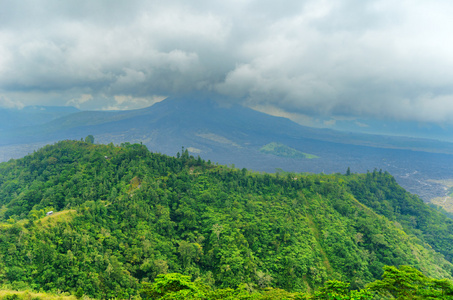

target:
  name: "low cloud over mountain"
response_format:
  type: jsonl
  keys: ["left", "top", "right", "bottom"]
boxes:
{"left": 1, "top": 1, "right": 453, "bottom": 124}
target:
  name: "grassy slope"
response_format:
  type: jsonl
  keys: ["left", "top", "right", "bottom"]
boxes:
{"left": 260, "top": 142, "right": 318, "bottom": 159}
{"left": 0, "top": 289, "right": 78, "bottom": 300}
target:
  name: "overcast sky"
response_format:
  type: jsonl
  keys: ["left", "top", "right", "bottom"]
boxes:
{"left": 1, "top": 0, "right": 453, "bottom": 125}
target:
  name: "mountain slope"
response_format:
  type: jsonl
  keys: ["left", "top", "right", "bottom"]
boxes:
{"left": 4, "top": 98, "right": 453, "bottom": 153}
{"left": 3, "top": 97, "right": 453, "bottom": 200}
{"left": 0, "top": 141, "right": 452, "bottom": 298}
{"left": 0, "top": 106, "right": 79, "bottom": 131}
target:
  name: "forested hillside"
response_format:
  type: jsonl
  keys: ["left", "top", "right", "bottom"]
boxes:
{"left": 0, "top": 140, "right": 453, "bottom": 298}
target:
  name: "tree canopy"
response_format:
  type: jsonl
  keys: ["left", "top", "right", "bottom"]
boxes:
{"left": 0, "top": 140, "right": 452, "bottom": 298}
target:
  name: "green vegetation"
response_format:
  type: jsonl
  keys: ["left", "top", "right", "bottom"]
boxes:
{"left": 368, "top": 265, "right": 453, "bottom": 299}
{"left": 139, "top": 265, "right": 453, "bottom": 299}
{"left": 0, "top": 140, "right": 452, "bottom": 298}
{"left": 344, "top": 169, "right": 453, "bottom": 263}
{"left": 259, "top": 142, "right": 318, "bottom": 159}
{"left": 139, "top": 272, "right": 373, "bottom": 299}
{"left": 84, "top": 135, "right": 95, "bottom": 144}
{"left": 0, "top": 289, "right": 77, "bottom": 300}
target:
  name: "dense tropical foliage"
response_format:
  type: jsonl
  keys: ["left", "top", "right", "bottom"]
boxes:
{"left": 0, "top": 140, "right": 452, "bottom": 298}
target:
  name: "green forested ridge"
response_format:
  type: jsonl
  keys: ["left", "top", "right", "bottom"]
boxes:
{"left": 0, "top": 140, "right": 452, "bottom": 298}
{"left": 345, "top": 171, "right": 453, "bottom": 262}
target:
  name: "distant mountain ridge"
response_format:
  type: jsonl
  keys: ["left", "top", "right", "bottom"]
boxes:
{"left": 0, "top": 105, "right": 79, "bottom": 131}
{"left": 3, "top": 97, "right": 453, "bottom": 153}
{"left": 2, "top": 97, "right": 453, "bottom": 200}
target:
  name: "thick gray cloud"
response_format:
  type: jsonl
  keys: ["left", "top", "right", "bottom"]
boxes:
{"left": 1, "top": 0, "right": 453, "bottom": 123}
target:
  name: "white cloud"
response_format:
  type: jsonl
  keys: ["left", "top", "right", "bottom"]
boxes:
{"left": 103, "top": 95, "right": 166, "bottom": 111}
{"left": 66, "top": 94, "right": 93, "bottom": 108}
{"left": 355, "top": 121, "right": 369, "bottom": 128}
{"left": 324, "top": 119, "right": 336, "bottom": 127}
{"left": 0, "top": 95, "right": 23, "bottom": 109}
{"left": 250, "top": 104, "right": 315, "bottom": 126}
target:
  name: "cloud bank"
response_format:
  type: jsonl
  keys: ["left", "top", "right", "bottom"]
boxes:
{"left": 1, "top": 0, "right": 453, "bottom": 123}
